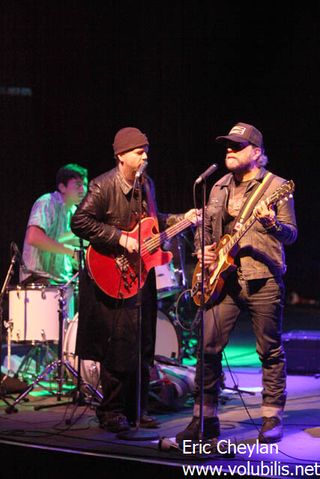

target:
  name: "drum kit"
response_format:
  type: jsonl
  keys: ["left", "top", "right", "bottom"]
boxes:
{"left": 3, "top": 278, "right": 103, "bottom": 413}
{"left": 1, "top": 233, "right": 198, "bottom": 411}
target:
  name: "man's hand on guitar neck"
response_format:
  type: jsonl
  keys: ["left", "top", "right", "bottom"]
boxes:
{"left": 254, "top": 201, "right": 276, "bottom": 229}
{"left": 196, "top": 242, "right": 217, "bottom": 267}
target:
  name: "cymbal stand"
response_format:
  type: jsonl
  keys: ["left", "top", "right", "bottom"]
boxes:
{"left": 5, "top": 278, "right": 102, "bottom": 414}
{"left": 176, "top": 234, "right": 187, "bottom": 288}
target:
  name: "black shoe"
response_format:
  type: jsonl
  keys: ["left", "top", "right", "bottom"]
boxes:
{"left": 99, "top": 414, "right": 130, "bottom": 433}
{"left": 176, "top": 416, "right": 220, "bottom": 446}
{"left": 129, "top": 414, "right": 160, "bottom": 429}
{"left": 258, "top": 416, "right": 283, "bottom": 443}
{"left": 140, "top": 414, "right": 160, "bottom": 428}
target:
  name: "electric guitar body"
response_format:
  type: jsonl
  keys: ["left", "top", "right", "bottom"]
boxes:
{"left": 191, "top": 180, "right": 295, "bottom": 307}
{"left": 86, "top": 215, "right": 198, "bottom": 299}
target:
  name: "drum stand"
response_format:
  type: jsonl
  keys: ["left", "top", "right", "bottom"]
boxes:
{"left": 5, "top": 283, "right": 102, "bottom": 414}
{"left": 14, "top": 338, "right": 57, "bottom": 382}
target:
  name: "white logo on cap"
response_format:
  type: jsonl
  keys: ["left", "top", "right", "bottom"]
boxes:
{"left": 229, "top": 125, "right": 246, "bottom": 136}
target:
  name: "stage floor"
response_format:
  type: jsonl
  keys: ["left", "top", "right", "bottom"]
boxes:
{"left": 1, "top": 367, "right": 320, "bottom": 478}
{"left": 1, "top": 305, "right": 320, "bottom": 478}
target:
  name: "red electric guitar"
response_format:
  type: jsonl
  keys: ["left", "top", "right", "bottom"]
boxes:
{"left": 86, "top": 212, "right": 199, "bottom": 299}
{"left": 191, "top": 180, "right": 295, "bottom": 306}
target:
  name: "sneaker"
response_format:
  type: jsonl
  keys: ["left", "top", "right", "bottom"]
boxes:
{"left": 99, "top": 414, "right": 130, "bottom": 433}
{"left": 258, "top": 416, "right": 283, "bottom": 443}
{"left": 176, "top": 416, "right": 220, "bottom": 446}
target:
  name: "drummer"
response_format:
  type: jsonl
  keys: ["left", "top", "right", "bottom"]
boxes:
{"left": 20, "top": 163, "right": 88, "bottom": 316}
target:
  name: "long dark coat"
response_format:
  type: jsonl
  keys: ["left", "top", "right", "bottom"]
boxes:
{"left": 71, "top": 167, "right": 182, "bottom": 373}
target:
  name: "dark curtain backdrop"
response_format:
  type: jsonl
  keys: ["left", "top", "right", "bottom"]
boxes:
{"left": 1, "top": 2, "right": 319, "bottom": 298}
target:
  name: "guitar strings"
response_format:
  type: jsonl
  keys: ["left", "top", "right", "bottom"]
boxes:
{"left": 139, "top": 218, "right": 191, "bottom": 257}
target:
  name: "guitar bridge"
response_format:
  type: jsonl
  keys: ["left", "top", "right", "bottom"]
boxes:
{"left": 115, "top": 255, "right": 129, "bottom": 272}
{"left": 191, "top": 282, "right": 200, "bottom": 297}
{"left": 115, "top": 255, "right": 138, "bottom": 292}
{"left": 191, "top": 272, "right": 202, "bottom": 297}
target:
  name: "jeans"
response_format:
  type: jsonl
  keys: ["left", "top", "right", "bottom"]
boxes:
{"left": 194, "top": 272, "right": 286, "bottom": 409}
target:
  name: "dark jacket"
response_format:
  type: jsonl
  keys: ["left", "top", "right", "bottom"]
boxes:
{"left": 196, "top": 168, "right": 297, "bottom": 280}
{"left": 71, "top": 167, "right": 182, "bottom": 250}
{"left": 71, "top": 167, "right": 183, "bottom": 370}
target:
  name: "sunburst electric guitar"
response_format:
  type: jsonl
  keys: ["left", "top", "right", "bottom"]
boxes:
{"left": 86, "top": 212, "right": 199, "bottom": 299}
{"left": 191, "top": 180, "right": 295, "bottom": 306}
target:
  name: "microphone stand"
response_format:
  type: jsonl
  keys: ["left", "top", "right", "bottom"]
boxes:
{"left": 0, "top": 247, "right": 19, "bottom": 406}
{"left": 118, "top": 173, "right": 159, "bottom": 441}
{"left": 193, "top": 164, "right": 218, "bottom": 440}
{"left": 198, "top": 178, "right": 206, "bottom": 441}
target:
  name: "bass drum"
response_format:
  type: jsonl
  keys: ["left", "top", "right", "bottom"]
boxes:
{"left": 63, "top": 314, "right": 101, "bottom": 390}
{"left": 155, "top": 310, "right": 181, "bottom": 361}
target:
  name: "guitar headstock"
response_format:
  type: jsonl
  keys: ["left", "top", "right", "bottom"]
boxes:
{"left": 267, "top": 180, "right": 295, "bottom": 207}
{"left": 186, "top": 208, "right": 202, "bottom": 225}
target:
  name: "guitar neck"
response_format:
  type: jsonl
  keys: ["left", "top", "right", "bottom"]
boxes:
{"left": 150, "top": 218, "right": 192, "bottom": 249}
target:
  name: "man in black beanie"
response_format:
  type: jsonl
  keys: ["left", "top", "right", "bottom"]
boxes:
{"left": 71, "top": 126, "right": 198, "bottom": 433}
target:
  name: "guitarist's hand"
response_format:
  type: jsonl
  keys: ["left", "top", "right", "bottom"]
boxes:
{"left": 119, "top": 234, "right": 139, "bottom": 254}
{"left": 254, "top": 201, "right": 276, "bottom": 228}
{"left": 196, "top": 242, "right": 217, "bottom": 267}
{"left": 184, "top": 208, "right": 202, "bottom": 225}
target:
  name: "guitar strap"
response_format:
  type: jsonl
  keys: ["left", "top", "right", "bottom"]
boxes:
{"left": 233, "top": 171, "right": 275, "bottom": 232}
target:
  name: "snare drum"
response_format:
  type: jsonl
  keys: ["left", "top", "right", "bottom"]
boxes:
{"left": 63, "top": 314, "right": 101, "bottom": 389}
{"left": 9, "top": 284, "right": 74, "bottom": 342}
{"left": 155, "top": 262, "right": 181, "bottom": 300}
{"left": 155, "top": 310, "right": 181, "bottom": 360}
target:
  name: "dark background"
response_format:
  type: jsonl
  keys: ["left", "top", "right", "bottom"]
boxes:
{"left": 1, "top": 1, "right": 319, "bottom": 300}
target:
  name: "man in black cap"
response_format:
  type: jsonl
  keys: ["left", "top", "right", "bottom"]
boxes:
{"left": 71, "top": 126, "right": 198, "bottom": 433}
{"left": 176, "top": 122, "right": 297, "bottom": 445}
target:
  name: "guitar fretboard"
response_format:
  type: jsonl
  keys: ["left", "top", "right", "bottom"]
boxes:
{"left": 143, "top": 218, "right": 192, "bottom": 254}
{"left": 221, "top": 180, "right": 294, "bottom": 257}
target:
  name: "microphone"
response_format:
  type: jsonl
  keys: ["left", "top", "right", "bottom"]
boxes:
{"left": 135, "top": 161, "right": 148, "bottom": 179}
{"left": 195, "top": 163, "right": 218, "bottom": 184}
{"left": 10, "top": 242, "right": 26, "bottom": 268}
